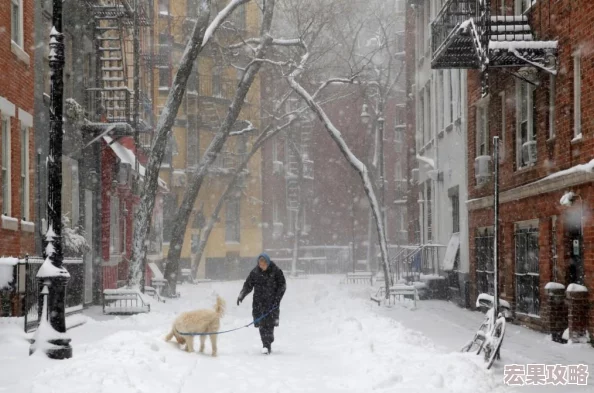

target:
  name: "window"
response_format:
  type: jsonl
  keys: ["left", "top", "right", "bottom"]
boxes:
{"left": 109, "top": 196, "right": 121, "bottom": 254}
{"left": 515, "top": 223, "right": 540, "bottom": 316}
{"left": 437, "top": 72, "right": 444, "bottom": 132}
{"left": 232, "top": 4, "right": 246, "bottom": 30}
{"left": 72, "top": 160, "right": 79, "bottom": 226}
{"left": 516, "top": 81, "right": 536, "bottom": 168}
{"left": 574, "top": 53, "right": 581, "bottom": 139}
{"left": 426, "top": 182, "right": 432, "bottom": 242}
{"left": 500, "top": 91, "right": 506, "bottom": 162}
{"left": 476, "top": 103, "right": 488, "bottom": 156}
{"left": 475, "top": 227, "right": 494, "bottom": 295}
{"left": 212, "top": 67, "right": 222, "bottom": 98}
{"left": 226, "top": 198, "right": 240, "bottom": 243}
{"left": 516, "top": 0, "right": 536, "bottom": 13}
{"left": 396, "top": 207, "right": 406, "bottom": 232}
{"left": 158, "top": 34, "right": 171, "bottom": 88}
{"left": 187, "top": 121, "right": 199, "bottom": 169}
{"left": 162, "top": 194, "right": 177, "bottom": 243}
{"left": 418, "top": 91, "right": 425, "bottom": 148}
{"left": 549, "top": 75, "right": 556, "bottom": 139}
{"left": 20, "top": 127, "right": 29, "bottom": 220}
{"left": 187, "top": 0, "right": 198, "bottom": 17}
{"left": 272, "top": 137, "right": 279, "bottom": 162}
{"left": 2, "top": 118, "right": 11, "bottom": 216}
{"left": 159, "top": 0, "right": 169, "bottom": 14}
{"left": 449, "top": 186, "right": 460, "bottom": 234}
{"left": 272, "top": 195, "right": 279, "bottom": 223}
{"left": 446, "top": 70, "right": 453, "bottom": 126}
{"left": 11, "top": 0, "right": 22, "bottom": 47}
{"left": 424, "top": 85, "right": 431, "bottom": 144}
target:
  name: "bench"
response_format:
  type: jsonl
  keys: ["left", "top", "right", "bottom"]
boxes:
{"left": 346, "top": 272, "right": 373, "bottom": 284}
{"left": 103, "top": 289, "right": 150, "bottom": 315}
{"left": 371, "top": 284, "right": 418, "bottom": 308}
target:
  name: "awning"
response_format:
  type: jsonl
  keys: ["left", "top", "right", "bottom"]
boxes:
{"left": 441, "top": 233, "right": 460, "bottom": 271}
{"left": 103, "top": 136, "right": 168, "bottom": 190}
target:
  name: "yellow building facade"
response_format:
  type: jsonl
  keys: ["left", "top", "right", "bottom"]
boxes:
{"left": 153, "top": 0, "right": 263, "bottom": 279}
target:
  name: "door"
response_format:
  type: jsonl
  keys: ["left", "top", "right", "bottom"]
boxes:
{"left": 84, "top": 189, "right": 94, "bottom": 304}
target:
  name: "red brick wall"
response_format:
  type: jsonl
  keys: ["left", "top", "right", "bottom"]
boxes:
{"left": 0, "top": 0, "right": 35, "bottom": 258}
{"left": 467, "top": 0, "right": 594, "bottom": 332}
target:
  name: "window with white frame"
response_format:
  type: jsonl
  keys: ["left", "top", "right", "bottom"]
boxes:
{"left": 516, "top": 81, "right": 536, "bottom": 168}
{"left": 11, "top": 0, "right": 23, "bottom": 47}
{"left": 110, "top": 196, "right": 121, "bottom": 255}
{"left": 20, "top": 127, "right": 29, "bottom": 220}
{"left": 476, "top": 100, "right": 488, "bottom": 156}
{"left": 424, "top": 85, "right": 431, "bottom": 144}
{"left": 272, "top": 195, "right": 279, "bottom": 223}
{"left": 437, "top": 71, "right": 444, "bottom": 132}
{"left": 418, "top": 90, "right": 425, "bottom": 148}
{"left": 225, "top": 198, "right": 240, "bottom": 243}
{"left": 574, "top": 53, "right": 581, "bottom": 138}
{"left": 515, "top": 223, "right": 540, "bottom": 316}
{"left": 446, "top": 70, "right": 453, "bottom": 126}
{"left": 516, "top": 0, "right": 536, "bottom": 13}
{"left": 2, "top": 117, "right": 11, "bottom": 216}
{"left": 71, "top": 160, "right": 79, "bottom": 226}
{"left": 549, "top": 75, "right": 556, "bottom": 139}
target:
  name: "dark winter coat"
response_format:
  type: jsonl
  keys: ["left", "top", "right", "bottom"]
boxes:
{"left": 238, "top": 253, "right": 286, "bottom": 327}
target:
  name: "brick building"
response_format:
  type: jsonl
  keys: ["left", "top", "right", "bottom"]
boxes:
{"left": 430, "top": 0, "right": 593, "bottom": 341}
{"left": 0, "top": 0, "right": 35, "bottom": 258}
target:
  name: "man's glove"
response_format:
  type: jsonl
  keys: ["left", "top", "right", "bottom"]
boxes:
{"left": 237, "top": 297, "right": 242, "bottom": 306}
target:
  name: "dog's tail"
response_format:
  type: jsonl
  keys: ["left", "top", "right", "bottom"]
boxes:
{"left": 214, "top": 295, "right": 226, "bottom": 317}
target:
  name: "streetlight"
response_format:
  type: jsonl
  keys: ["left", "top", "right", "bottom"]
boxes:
{"left": 560, "top": 191, "right": 584, "bottom": 284}
{"left": 30, "top": 0, "right": 72, "bottom": 359}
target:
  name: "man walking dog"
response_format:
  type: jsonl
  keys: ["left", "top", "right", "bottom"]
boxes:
{"left": 237, "top": 253, "right": 286, "bottom": 354}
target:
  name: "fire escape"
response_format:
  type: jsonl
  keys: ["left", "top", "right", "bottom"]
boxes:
{"left": 431, "top": 0, "right": 558, "bottom": 94}
{"left": 85, "top": 0, "right": 154, "bottom": 133}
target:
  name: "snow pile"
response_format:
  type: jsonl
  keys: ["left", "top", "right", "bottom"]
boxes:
{"left": 0, "top": 257, "right": 18, "bottom": 289}
{"left": 567, "top": 283, "right": 588, "bottom": 293}
{"left": 544, "top": 282, "right": 565, "bottom": 290}
{"left": 545, "top": 158, "right": 594, "bottom": 181}
{"left": 476, "top": 293, "right": 511, "bottom": 310}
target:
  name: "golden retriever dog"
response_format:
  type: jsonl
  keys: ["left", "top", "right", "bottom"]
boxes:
{"left": 165, "top": 295, "right": 226, "bottom": 356}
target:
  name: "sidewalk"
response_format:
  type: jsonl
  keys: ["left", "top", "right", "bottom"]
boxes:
{"left": 376, "top": 297, "right": 594, "bottom": 392}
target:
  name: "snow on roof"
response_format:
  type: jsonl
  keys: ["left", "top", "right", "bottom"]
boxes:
{"left": 489, "top": 40, "right": 558, "bottom": 50}
{"left": 543, "top": 158, "right": 594, "bottom": 181}
{"left": 103, "top": 136, "right": 168, "bottom": 190}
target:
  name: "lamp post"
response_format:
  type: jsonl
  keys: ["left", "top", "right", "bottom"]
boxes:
{"left": 30, "top": 0, "right": 72, "bottom": 359}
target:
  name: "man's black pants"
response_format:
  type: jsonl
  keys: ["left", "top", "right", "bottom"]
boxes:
{"left": 258, "top": 322, "right": 275, "bottom": 349}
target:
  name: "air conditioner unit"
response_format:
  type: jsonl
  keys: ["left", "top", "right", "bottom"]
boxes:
{"left": 273, "top": 161, "right": 284, "bottom": 175}
{"left": 474, "top": 155, "right": 492, "bottom": 184}
{"left": 522, "top": 141, "right": 537, "bottom": 166}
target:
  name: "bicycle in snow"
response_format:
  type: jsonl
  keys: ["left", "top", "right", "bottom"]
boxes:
{"left": 461, "top": 294, "right": 508, "bottom": 370}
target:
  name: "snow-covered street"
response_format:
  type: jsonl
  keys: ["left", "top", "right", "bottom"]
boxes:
{"left": 0, "top": 276, "right": 592, "bottom": 393}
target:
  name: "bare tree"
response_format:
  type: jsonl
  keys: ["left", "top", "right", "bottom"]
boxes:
{"left": 162, "top": 0, "right": 277, "bottom": 295}
{"left": 129, "top": 0, "right": 251, "bottom": 289}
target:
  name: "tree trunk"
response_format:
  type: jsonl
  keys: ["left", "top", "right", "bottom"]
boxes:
{"left": 287, "top": 78, "right": 392, "bottom": 299}
{"left": 128, "top": 0, "right": 212, "bottom": 289}
{"left": 163, "top": 5, "right": 277, "bottom": 295}
{"left": 288, "top": 140, "right": 304, "bottom": 277}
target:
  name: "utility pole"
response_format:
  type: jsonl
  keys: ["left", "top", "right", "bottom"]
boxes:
{"left": 30, "top": 0, "right": 72, "bottom": 359}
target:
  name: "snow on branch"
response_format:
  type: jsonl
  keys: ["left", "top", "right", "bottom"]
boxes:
{"left": 228, "top": 37, "right": 304, "bottom": 49}
{"left": 202, "top": 0, "right": 251, "bottom": 48}
{"left": 230, "top": 121, "right": 257, "bottom": 136}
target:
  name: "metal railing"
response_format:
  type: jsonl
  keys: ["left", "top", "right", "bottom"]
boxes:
{"left": 431, "top": 0, "right": 479, "bottom": 61}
